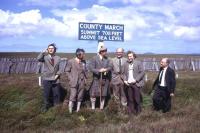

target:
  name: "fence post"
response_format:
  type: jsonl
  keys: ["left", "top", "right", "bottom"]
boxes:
{"left": 191, "top": 60, "right": 195, "bottom": 71}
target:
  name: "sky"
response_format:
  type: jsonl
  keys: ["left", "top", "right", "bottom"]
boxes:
{"left": 0, "top": 0, "right": 200, "bottom": 54}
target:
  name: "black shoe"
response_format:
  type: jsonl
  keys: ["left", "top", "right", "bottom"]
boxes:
{"left": 41, "top": 106, "right": 48, "bottom": 113}
{"left": 153, "top": 106, "right": 160, "bottom": 111}
{"left": 162, "top": 109, "right": 170, "bottom": 113}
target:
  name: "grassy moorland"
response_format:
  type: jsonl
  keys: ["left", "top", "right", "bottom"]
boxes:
{"left": 0, "top": 71, "right": 200, "bottom": 133}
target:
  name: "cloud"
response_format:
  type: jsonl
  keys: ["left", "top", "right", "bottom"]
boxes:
{"left": 20, "top": 0, "right": 79, "bottom": 8}
{"left": 173, "top": 26, "right": 200, "bottom": 41}
{"left": 39, "top": 18, "right": 69, "bottom": 37}
{"left": 51, "top": 5, "right": 150, "bottom": 41}
{"left": 0, "top": 10, "right": 9, "bottom": 24}
{"left": 0, "top": 9, "right": 42, "bottom": 25}
{"left": 0, "top": 9, "right": 69, "bottom": 38}
{"left": 11, "top": 10, "right": 42, "bottom": 25}
{"left": 0, "top": 9, "right": 41, "bottom": 36}
{"left": 134, "top": 0, "right": 200, "bottom": 41}
{"left": 98, "top": 0, "right": 145, "bottom": 5}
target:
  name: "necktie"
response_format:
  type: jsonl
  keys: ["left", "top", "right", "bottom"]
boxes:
{"left": 119, "top": 58, "right": 122, "bottom": 74}
{"left": 159, "top": 70, "right": 163, "bottom": 84}
{"left": 51, "top": 57, "right": 54, "bottom": 66}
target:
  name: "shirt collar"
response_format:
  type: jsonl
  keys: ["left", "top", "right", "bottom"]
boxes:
{"left": 99, "top": 55, "right": 103, "bottom": 60}
{"left": 163, "top": 66, "right": 168, "bottom": 71}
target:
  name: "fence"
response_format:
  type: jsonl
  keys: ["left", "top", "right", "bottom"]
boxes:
{"left": 0, "top": 57, "right": 200, "bottom": 74}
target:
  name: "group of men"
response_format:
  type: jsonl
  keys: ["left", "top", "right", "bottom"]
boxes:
{"left": 37, "top": 43, "right": 176, "bottom": 115}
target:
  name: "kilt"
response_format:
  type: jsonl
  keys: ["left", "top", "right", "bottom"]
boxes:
{"left": 90, "top": 78, "right": 110, "bottom": 97}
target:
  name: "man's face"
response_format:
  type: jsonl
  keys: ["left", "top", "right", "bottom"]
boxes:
{"left": 160, "top": 59, "right": 168, "bottom": 68}
{"left": 77, "top": 52, "right": 85, "bottom": 60}
{"left": 100, "top": 50, "right": 107, "bottom": 57}
{"left": 115, "top": 49, "right": 124, "bottom": 58}
{"left": 128, "top": 53, "right": 134, "bottom": 62}
{"left": 48, "top": 46, "right": 55, "bottom": 55}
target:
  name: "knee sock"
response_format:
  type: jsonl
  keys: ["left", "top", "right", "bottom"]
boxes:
{"left": 69, "top": 101, "right": 73, "bottom": 113}
{"left": 100, "top": 98, "right": 105, "bottom": 110}
{"left": 76, "top": 102, "right": 81, "bottom": 112}
{"left": 91, "top": 98, "right": 96, "bottom": 110}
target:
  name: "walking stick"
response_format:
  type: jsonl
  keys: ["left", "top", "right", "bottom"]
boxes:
{"left": 99, "top": 72, "right": 103, "bottom": 103}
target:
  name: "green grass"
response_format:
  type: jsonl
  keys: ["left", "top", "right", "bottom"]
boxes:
{"left": 0, "top": 71, "right": 200, "bottom": 132}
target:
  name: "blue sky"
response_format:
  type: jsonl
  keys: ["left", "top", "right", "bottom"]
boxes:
{"left": 0, "top": 0, "right": 200, "bottom": 54}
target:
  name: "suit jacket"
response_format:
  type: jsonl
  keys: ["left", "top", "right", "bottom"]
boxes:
{"left": 153, "top": 67, "right": 176, "bottom": 94}
{"left": 89, "top": 55, "right": 112, "bottom": 96}
{"left": 65, "top": 58, "right": 87, "bottom": 88}
{"left": 124, "top": 59, "right": 145, "bottom": 87}
{"left": 89, "top": 55, "right": 111, "bottom": 80}
{"left": 37, "top": 52, "right": 61, "bottom": 82}
{"left": 110, "top": 57, "right": 127, "bottom": 85}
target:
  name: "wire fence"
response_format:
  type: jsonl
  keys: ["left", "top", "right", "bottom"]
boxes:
{"left": 0, "top": 57, "right": 200, "bottom": 74}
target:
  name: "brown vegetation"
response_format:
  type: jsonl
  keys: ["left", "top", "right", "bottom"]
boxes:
{"left": 0, "top": 71, "right": 200, "bottom": 132}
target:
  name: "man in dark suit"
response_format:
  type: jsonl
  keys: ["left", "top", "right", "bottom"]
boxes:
{"left": 37, "top": 43, "right": 61, "bottom": 111}
{"left": 89, "top": 46, "right": 111, "bottom": 110}
{"left": 152, "top": 58, "right": 176, "bottom": 113}
{"left": 123, "top": 51, "right": 145, "bottom": 115}
{"left": 110, "top": 48, "right": 127, "bottom": 106}
{"left": 65, "top": 48, "right": 88, "bottom": 113}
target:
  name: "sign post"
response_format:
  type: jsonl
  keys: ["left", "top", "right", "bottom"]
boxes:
{"left": 78, "top": 22, "right": 124, "bottom": 42}
{"left": 78, "top": 22, "right": 124, "bottom": 53}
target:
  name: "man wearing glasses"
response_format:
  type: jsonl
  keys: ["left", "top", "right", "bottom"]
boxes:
{"left": 37, "top": 43, "right": 61, "bottom": 111}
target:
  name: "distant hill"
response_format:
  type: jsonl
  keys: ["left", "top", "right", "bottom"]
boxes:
{"left": 143, "top": 52, "right": 155, "bottom": 55}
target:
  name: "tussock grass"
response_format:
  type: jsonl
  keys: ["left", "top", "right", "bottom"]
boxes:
{"left": 0, "top": 71, "right": 200, "bottom": 132}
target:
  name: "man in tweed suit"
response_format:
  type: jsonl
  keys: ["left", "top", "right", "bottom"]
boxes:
{"left": 124, "top": 51, "right": 145, "bottom": 115}
{"left": 65, "top": 48, "right": 88, "bottom": 113}
{"left": 37, "top": 43, "right": 61, "bottom": 111}
{"left": 110, "top": 48, "right": 127, "bottom": 106}
{"left": 89, "top": 46, "right": 111, "bottom": 110}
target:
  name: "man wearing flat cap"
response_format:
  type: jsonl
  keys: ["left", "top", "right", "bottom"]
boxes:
{"left": 89, "top": 45, "right": 111, "bottom": 110}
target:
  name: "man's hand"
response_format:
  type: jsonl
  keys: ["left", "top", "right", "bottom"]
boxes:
{"left": 99, "top": 68, "right": 107, "bottom": 72}
{"left": 43, "top": 49, "right": 48, "bottom": 54}
{"left": 128, "top": 79, "right": 136, "bottom": 84}
{"left": 170, "top": 93, "right": 174, "bottom": 97}
{"left": 124, "top": 81, "right": 129, "bottom": 86}
{"left": 55, "top": 75, "right": 59, "bottom": 80}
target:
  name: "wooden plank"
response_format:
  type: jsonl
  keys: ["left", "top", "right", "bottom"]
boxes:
{"left": 0, "top": 57, "right": 200, "bottom": 73}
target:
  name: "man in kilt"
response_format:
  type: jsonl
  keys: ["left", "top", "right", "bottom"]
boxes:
{"left": 89, "top": 46, "right": 111, "bottom": 110}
